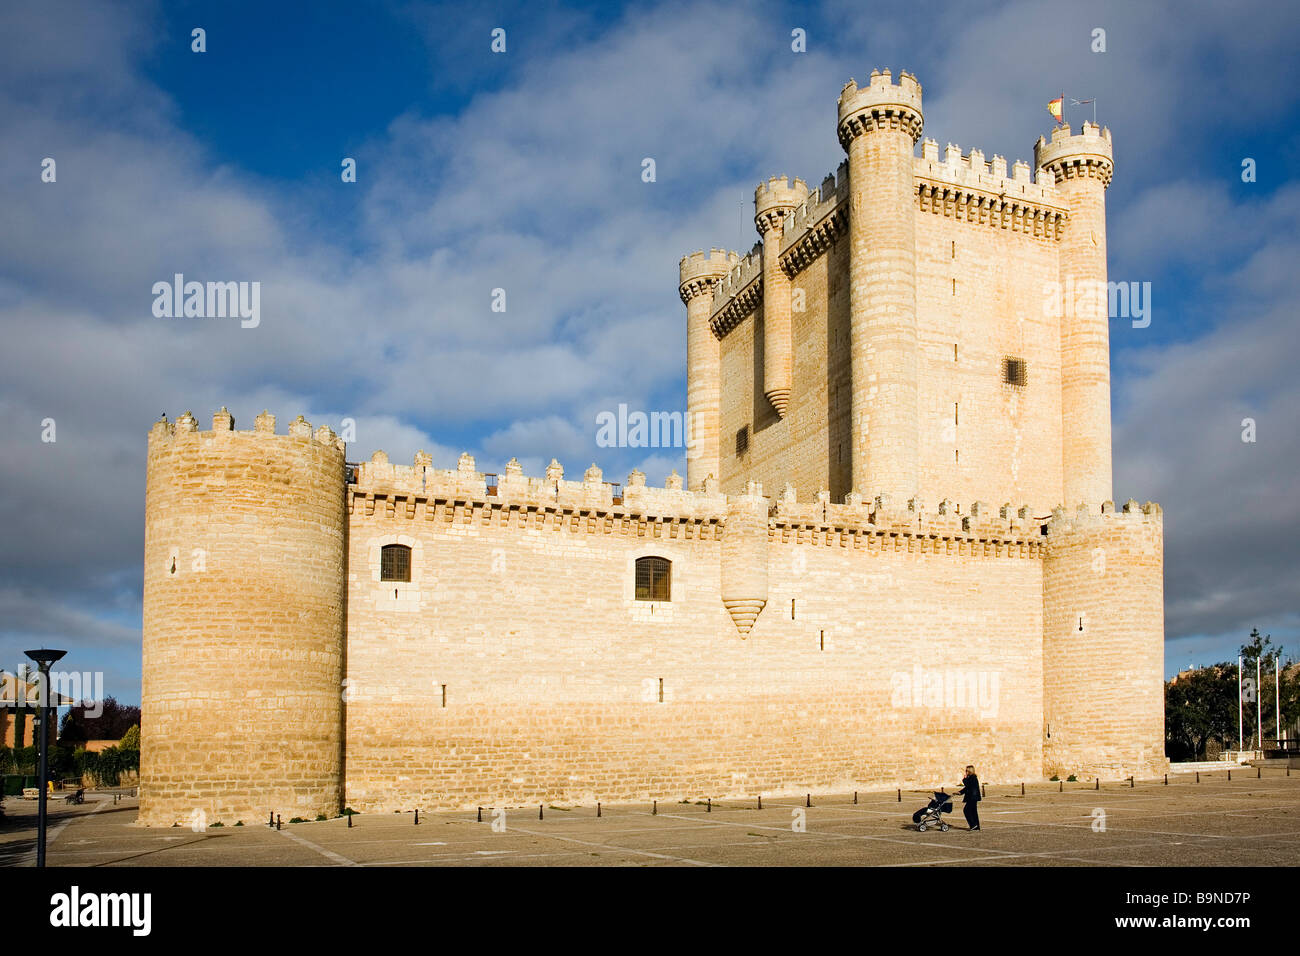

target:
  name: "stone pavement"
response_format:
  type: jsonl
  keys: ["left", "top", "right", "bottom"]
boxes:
{"left": 3, "top": 771, "right": 1297, "bottom": 867}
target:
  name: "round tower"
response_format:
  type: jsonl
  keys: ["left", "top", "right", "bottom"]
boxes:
{"left": 680, "top": 249, "right": 737, "bottom": 490}
{"left": 1035, "top": 122, "right": 1114, "bottom": 508}
{"left": 720, "top": 482, "right": 770, "bottom": 635}
{"left": 140, "top": 408, "right": 347, "bottom": 826}
{"left": 1041, "top": 501, "right": 1167, "bottom": 778}
{"left": 837, "top": 69, "right": 924, "bottom": 501}
{"left": 754, "top": 176, "right": 810, "bottom": 417}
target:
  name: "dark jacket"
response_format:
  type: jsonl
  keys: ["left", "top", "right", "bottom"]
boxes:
{"left": 958, "top": 774, "right": 981, "bottom": 803}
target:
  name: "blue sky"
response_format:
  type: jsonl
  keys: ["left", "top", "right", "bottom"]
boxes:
{"left": 2, "top": 0, "right": 1298, "bottom": 703}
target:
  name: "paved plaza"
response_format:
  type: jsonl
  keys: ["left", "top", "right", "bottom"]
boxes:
{"left": 2, "top": 770, "right": 1297, "bottom": 867}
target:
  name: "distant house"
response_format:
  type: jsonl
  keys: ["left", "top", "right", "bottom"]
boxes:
{"left": 0, "top": 670, "right": 74, "bottom": 748}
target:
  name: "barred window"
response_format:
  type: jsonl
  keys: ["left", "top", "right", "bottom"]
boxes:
{"left": 380, "top": 544, "right": 411, "bottom": 582}
{"left": 1003, "top": 356, "right": 1027, "bottom": 387}
{"left": 736, "top": 425, "right": 749, "bottom": 457}
{"left": 635, "top": 556, "right": 671, "bottom": 602}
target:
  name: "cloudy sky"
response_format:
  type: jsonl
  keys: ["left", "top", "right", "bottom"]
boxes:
{"left": 1, "top": 0, "right": 1297, "bottom": 702}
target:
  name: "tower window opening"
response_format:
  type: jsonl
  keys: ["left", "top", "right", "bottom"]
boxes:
{"left": 736, "top": 425, "right": 749, "bottom": 457}
{"left": 381, "top": 544, "right": 412, "bottom": 582}
{"left": 1003, "top": 356, "right": 1028, "bottom": 387}
{"left": 635, "top": 556, "right": 671, "bottom": 602}
{"left": 952, "top": 278, "right": 957, "bottom": 296}
{"left": 951, "top": 240, "right": 956, "bottom": 258}
{"left": 954, "top": 343, "right": 958, "bottom": 362}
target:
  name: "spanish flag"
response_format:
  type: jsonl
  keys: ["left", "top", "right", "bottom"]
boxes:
{"left": 1047, "top": 96, "right": 1064, "bottom": 125}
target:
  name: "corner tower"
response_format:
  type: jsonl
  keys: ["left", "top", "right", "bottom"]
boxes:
{"left": 681, "top": 249, "right": 737, "bottom": 490}
{"left": 1036, "top": 123, "right": 1115, "bottom": 507}
{"left": 836, "top": 69, "right": 924, "bottom": 501}
{"left": 140, "top": 409, "right": 347, "bottom": 826}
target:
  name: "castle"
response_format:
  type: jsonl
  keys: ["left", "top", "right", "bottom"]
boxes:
{"left": 138, "top": 71, "right": 1166, "bottom": 827}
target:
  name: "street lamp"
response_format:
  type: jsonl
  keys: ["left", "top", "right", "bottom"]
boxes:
{"left": 24, "top": 648, "right": 66, "bottom": 868}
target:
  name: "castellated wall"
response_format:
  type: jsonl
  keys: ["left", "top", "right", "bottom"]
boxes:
{"left": 1043, "top": 501, "right": 1167, "bottom": 778}
{"left": 343, "top": 452, "right": 1049, "bottom": 813}
{"left": 139, "top": 410, "right": 347, "bottom": 827}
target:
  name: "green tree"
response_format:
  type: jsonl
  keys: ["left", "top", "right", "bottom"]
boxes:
{"left": 118, "top": 724, "right": 140, "bottom": 751}
{"left": 1166, "top": 664, "right": 1238, "bottom": 760}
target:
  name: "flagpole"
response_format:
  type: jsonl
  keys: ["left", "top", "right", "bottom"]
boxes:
{"left": 1238, "top": 656, "right": 1243, "bottom": 751}
{"left": 1257, "top": 657, "right": 1263, "bottom": 752}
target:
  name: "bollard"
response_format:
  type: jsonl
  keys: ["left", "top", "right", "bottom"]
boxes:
{"left": 269, "top": 812, "right": 274, "bottom": 827}
{"left": 1059, "top": 780, "right": 1063, "bottom": 793}
{"left": 477, "top": 806, "right": 482, "bottom": 823}
{"left": 1196, "top": 772, "right": 1200, "bottom": 783}
{"left": 539, "top": 805, "right": 544, "bottom": 820}
{"left": 276, "top": 814, "right": 281, "bottom": 830}
{"left": 854, "top": 791, "right": 858, "bottom": 805}
{"left": 1228, "top": 770, "right": 1231, "bottom": 781}
{"left": 981, "top": 784, "right": 986, "bottom": 798}
{"left": 1096, "top": 778, "right": 1100, "bottom": 790}
{"left": 707, "top": 798, "right": 711, "bottom": 813}
{"left": 806, "top": 793, "right": 812, "bottom": 808}
{"left": 1164, "top": 774, "right": 1168, "bottom": 786}
{"left": 897, "top": 789, "right": 901, "bottom": 803}
{"left": 1258, "top": 767, "right": 1262, "bottom": 779}
{"left": 597, "top": 802, "right": 602, "bottom": 818}
{"left": 1021, "top": 782, "right": 1025, "bottom": 796}
{"left": 347, "top": 813, "right": 352, "bottom": 829}
{"left": 414, "top": 809, "right": 419, "bottom": 825}
{"left": 758, "top": 795, "right": 762, "bottom": 810}
{"left": 653, "top": 800, "right": 657, "bottom": 815}
{"left": 1129, "top": 776, "right": 1134, "bottom": 788}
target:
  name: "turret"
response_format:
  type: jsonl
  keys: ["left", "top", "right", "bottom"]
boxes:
{"left": 837, "top": 69, "right": 924, "bottom": 501}
{"left": 720, "top": 482, "right": 769, "bottom": 635}
{"left": 140, "top": 409, "right": 347, "bottom": 826}
{"left": 754, "top": 176, "right": 810, "bottom": 417}
{"left": 680, "top": 249, "right": 738, "bottom": 490}
{"left": 1035, "top": 123, "right": 1115, "bottom": 507}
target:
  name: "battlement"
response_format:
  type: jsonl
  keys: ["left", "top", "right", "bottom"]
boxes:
{"left": 147, "top": 408, "right": 346, "bottom": 453}
{"left": 837, "top": 68, "right": 925, "bottom": 147}
{"left": 679, "top": 248, "right": 738, "bottom": 302}
{"left": 754, "top": 175, "right": 810, "bottom": 233}
{"left": 351, "top": 447, "right": 1152, "bottom": 558}
{"left": 1034, "top": 122, "right": 1114, "bottom": 187}
{"left": 778, "top": 163, "right": 850, "bottom": 274}
{"left": 351, "top": 449, "right": 730, "bottom": 523}
{"left": 708, "top": 243, "right": 763, "bottom": 330}
{"left": 1044, "top": 499, "right": 1162, "bottom": 536}
{"left": 914, "top": 140, "right": 1068, "bottom": 239}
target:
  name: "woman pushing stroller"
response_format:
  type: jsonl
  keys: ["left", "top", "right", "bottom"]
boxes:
{"left": 956, "top": 765, "right": 981, "bottom": 831}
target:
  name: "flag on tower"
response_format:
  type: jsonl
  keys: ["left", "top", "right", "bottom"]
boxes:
{"left": 1047, "top": 96, "right": 1064, "bottom": 125}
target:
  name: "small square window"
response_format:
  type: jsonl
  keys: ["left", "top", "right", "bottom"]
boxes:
{"left": 635, "top": 556, "right": 671, "bottom": 602}
{"left": 1003, "top": 356, "right": 1027, "bottom": 387}
{"left": 380, "top": 544, "right": 411, "bottom": 582}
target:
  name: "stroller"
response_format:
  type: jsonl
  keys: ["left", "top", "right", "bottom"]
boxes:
{"left": 911, "top": 790, "right": 954, "bottom": 832}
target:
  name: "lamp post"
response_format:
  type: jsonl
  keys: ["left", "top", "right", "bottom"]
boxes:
{"left": 24, "top": 648, "right": 66, "bottom": 868}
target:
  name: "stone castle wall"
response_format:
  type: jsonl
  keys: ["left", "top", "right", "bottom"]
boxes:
{"left": 342, "top": 453, "right": 1051, "bottom": 812}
